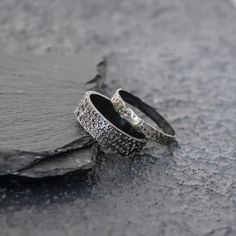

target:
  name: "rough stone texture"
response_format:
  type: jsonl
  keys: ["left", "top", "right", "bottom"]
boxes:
{"left": 0, "top": 0, "right": 236, "bottom": 235}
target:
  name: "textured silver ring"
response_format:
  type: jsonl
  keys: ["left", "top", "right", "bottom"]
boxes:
{"left": 74, "top": 91, "right": 146, "bottom": 157}
{"left": 111, "top": 89, "right": 176, "bottom": 145}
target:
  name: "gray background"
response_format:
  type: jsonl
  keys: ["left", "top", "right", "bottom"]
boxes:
{"left": 0, "top": 0, "right": 236, "bottom": 235}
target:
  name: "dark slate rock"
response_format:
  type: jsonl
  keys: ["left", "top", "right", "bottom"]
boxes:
{"left": 0, "top": 53, "right": 106, "bottom": 177}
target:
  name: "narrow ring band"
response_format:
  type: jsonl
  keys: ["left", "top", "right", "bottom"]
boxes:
{"left": 74, "top": 91, "right": 146, "bottom": 157}
{"left": 111, "top": 89, "right": 176, "bottom": 145}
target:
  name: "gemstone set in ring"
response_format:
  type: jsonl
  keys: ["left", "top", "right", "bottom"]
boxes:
{"left": 74, "top": 89, "right": 176, "bottom": 157}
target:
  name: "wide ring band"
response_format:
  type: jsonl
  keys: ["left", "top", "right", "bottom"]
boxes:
{"left": 111, "top": 89, "right": 176, "bottom": 145}
{"left": 74, "top": 91, "right": 146, "bottom": 157}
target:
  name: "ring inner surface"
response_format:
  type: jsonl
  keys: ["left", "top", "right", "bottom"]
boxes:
{"left": 90, "top": 94, "right": 145, "bottom": 139}
{"left": 119, "top": 90, "right": 175, "bottom": 136}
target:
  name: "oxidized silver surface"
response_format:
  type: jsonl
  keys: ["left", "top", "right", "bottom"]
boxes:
{"left": 74, "top": 91, "right": 146, "bottom": 157}
{"left": 111, "top": 89, "right": 176, "bottom": 145}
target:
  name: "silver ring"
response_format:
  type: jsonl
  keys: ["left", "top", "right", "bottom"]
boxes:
{"left": 74, "top": 91, "right": 146, "bottom": 157}
{"left": 111, "top": 89, "right": 176, "bottom": 145}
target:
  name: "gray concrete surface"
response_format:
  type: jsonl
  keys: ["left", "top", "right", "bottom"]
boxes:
{"left": 0, "top": 0, "right": 236, "bottom": 235}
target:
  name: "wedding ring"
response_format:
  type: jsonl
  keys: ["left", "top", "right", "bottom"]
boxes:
{"left": 74, "top": 91, "right": 146, "bottom": 157}
{"left": 111, "top": 89, "right": 176, "bottom": 145}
